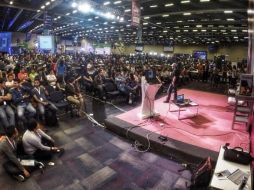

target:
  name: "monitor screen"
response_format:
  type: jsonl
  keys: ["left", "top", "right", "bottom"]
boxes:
{"left": 95, "top": 47, "right": 111, "bottom": 55}
{"left": 208, "top": 45, "right": 218, "bottom": 52}
{"left": 193, "top": 51, "right": 207, "bottom": 60}
{"left": 164, "top": 46, "right": 174, "bottom": 52}
{"left": 38, "top": 35, "right": 54, "bottom": 50}
{"left": 0, "top": 32, "right": 12, "bottom": 53}
{"left": 145, "top": 69, "right": 156, "bottom": 80}
{"left": 176, "top": 94, "right": 184, "bottom": 103}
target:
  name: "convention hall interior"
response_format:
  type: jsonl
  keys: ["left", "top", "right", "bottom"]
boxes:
{"left": 0, "top": 0, "right": 253, "bottom": 190}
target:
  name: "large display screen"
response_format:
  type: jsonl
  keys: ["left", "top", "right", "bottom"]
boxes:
{"left": 164, "top": 46, "right": 174, "bottom": 52}
{"left": 38, "top": 35, "right": 54, "bottom": 50}
{"left": 95, "top": 47, "right": 111, "bottom": 55}
{"left": 193, "top": 51, "right": 207, "bottom": 60}
{"left": 135, "top": 45, "right": 144, "bottom": 52}
{"left": 0, "top": 32, "right": 12, "bottom": 53}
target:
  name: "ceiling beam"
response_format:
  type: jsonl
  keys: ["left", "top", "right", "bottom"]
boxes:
{"left": 142, "top": 8, "right": 246, "bottom": 18}
{"left": 8, "top": 9, "right": 23, "bottom": 29}
{"left": 0, "top": 2, "right": 36, "bottom": 12}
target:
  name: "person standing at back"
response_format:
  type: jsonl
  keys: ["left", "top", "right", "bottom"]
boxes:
{"left": 56, "top": 58, "right": 66, "bottom": 83}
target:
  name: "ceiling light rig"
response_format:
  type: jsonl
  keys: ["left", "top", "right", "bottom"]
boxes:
{"left": 70, "top": 1, "right": 124, "bottom": 24}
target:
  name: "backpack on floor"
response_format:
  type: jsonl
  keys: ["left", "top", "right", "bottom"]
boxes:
{"left": 190, "top": 157, "right": 213, "bottom": 189}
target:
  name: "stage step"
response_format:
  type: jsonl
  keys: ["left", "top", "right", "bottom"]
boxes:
{"left": 236, "top": 107, "right": 251, "bottom": 113}
{"left": 235, "top": 115, "right": 248, "bottom": 123}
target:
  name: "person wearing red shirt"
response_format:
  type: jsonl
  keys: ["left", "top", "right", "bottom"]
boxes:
{"left": 18, "top": 68, "right": 28, "bottom": 82}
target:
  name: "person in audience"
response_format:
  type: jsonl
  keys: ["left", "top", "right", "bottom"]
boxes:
{"left": 125, "top": 73, "right": 139, "bottom": 104}
{"left": 94, "top": 68, "right": 106, "bottom": 100}
{"left": 22, "top": 119, "right": 64, "bottom": 161}
{"left": 161, "top": 68, "right": 170, "bottom": 84}
{"left": 32, "top": 78, "right": 57, "bottom": 120}
{"left": 230, "top": 65, "right": 237, "bottom": 87}
{"left": 56, "top": 76, "right": 65, "bottom": 92}
{"left": 37, "top": 65, "right": 47, "bottom": 85}
{"left": 0, "top": 70, "right": 3, "bottom": 81}
{"left": 14, "top": 63, "right": 21, "bottom": 78}
{"left": 56, "top": 58, "right": 66, "bottom": 82}
{"left": 0, "top": 127, "right": 30, "bottom": 182}
{"left": 6, "top": 68, "right": 15, "bottom": 80}
{"left": 11, "top": 82, "right": 36, "bottom": 122}
{"left": 5, "top": 74, "right": 16, "bottom": 89}
{"left": 0, "top": 79, "right": 15, "bottom": 128}
{"left": 65, "top": 77, "right": 85, "bottom": 116}
{"left": 18, "top": 68, "right": 28, "bottom": 82}
{"left": 202, "top": 61, "right": 209, "bottom": 83}
{"left": 29, "top": 67, "right": 38, "bottom": 83}
{"left": 46, "top": 70, "right": 57, "bottom": 87}
{"left": 80, "top": 65, "right": 94, "bottom": 93}
{"left": 197, "top": 61, "right": 203, "bottom": 82}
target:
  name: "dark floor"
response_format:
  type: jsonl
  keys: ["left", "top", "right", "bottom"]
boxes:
{"left": 0, "top": 81, "right": 222, "bottom": 190}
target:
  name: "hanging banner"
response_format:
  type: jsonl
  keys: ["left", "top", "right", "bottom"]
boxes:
{"left": 132, "top": 0, "right": 140, "bottom": 27}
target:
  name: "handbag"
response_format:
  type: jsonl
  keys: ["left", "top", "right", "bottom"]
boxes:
{"left": 223, "top": 143, "right": 253, "bottom": 165}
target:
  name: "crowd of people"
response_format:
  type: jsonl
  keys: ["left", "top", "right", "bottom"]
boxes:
{"left": 0, "top": 52, "right": 247, "bottom": 182}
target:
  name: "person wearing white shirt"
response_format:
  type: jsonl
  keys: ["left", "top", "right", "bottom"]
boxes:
{"left": 22, "top": 119, "right": 64, "bottom": 161}
{"left": 5, "top": 74, "right": 16, "bottom": 89}
{"left": 46, "top": 70, "right": 57, "bottom": 87}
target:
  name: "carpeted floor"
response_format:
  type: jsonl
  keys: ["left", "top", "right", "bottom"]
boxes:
{"left": 0, "top": 99, "right": 191, "bottom": 190}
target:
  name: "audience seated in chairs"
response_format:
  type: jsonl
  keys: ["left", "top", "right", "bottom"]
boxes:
{"left": 10, "top": 82, "right": 36, "bottom": 123}
{"left": 0, "top": 78, "right": 15, "bottom": 129}
{"left": 125, "top": 73, "right": 139, "bottom": 104}
{"left": 0, "top": 127, "right": 30, "bottom": 182}
{"left": 79, "top": 64, "right": 94, "bottom": 93}
{"left": 22, "top": 119, "right": 64, "bottom": 162}
{"left": 94, "top": 68, "right": 107, "bottom": 100}
{"left": 65, "top": 77, "right": 85, "bottom": 117}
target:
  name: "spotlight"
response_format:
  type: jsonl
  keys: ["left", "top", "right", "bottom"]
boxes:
{"left": 78, "top": 3, "right": 92, "bottom": 13}
{"left": 105, "top": 12, "right": 115, "bottom": 19}
{"left": 72, "top": 2, "right": 77, "bottom": 8}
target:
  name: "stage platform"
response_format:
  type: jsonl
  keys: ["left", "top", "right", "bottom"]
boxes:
{"left": 105, "top": 89, "right": 251, "bottom": 164}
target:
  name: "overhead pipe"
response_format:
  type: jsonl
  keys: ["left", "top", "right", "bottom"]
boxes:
{"left": 8, "top": 9, "right": 23, "bottom": 29}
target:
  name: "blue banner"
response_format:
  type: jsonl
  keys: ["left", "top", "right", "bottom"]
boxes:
{"left": 0, "top": 32, "right": 12, "bottom": 53}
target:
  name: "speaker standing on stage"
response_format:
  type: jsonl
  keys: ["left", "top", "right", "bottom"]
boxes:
{"left": 164, "top": 63, "right": 181, "bottom": 103}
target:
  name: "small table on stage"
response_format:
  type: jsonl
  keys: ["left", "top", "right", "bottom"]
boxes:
{"left": 169, "top": 99, "right": 199, "bottom": 120}
{"left": 209, "top": 146, "right": 252, "bottom": 190}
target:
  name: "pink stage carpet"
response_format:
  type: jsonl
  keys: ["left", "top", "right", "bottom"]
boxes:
{"left": 117, "top": 89, "right": 251, "bottom": 153}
